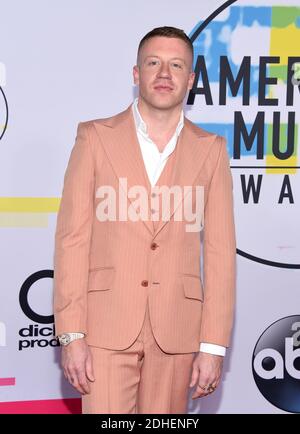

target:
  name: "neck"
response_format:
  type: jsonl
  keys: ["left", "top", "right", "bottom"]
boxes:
{"left": 137, "top": 96, "right": 182, "bottom": 137}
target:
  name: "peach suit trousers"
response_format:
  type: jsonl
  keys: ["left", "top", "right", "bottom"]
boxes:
{"left": 81, "top": 296, "right": 196, "bottom": 414}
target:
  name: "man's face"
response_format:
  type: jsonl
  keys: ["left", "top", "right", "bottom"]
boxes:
{"left": 133, "top": 36, "right": 195, "bottom": 110}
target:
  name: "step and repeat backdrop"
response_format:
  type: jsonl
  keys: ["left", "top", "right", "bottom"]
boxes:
{"left": 0, "top": 0, "right": 299, "bottom": 414}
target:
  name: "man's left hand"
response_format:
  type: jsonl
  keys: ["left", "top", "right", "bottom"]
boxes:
{"left": 189, "top": 352, "right": 223, "bottom": 399}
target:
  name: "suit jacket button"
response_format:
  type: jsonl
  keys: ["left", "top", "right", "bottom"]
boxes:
{"left": 150, "top": 242, "right": 158, "bottom": 250}
{"left": 141, "top": 280, "right": 148, "bottom": 287}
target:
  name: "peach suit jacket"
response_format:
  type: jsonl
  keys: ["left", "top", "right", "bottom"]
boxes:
{"left": 53, "top": 103, "right": 236, "bottom": 354}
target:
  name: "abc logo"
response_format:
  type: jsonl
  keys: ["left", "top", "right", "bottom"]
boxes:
{"left": 252, "top": 315, "right": 300, "bottom": 413}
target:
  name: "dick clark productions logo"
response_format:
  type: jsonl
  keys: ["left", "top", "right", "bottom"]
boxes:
{"left": 252, "top": 315, "right": 300, "bottom": 413}
{"left": 18, "top": 270, "right": 58, "bottom": 351}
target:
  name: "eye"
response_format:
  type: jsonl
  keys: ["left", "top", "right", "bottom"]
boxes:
{"left": 148, "top": 60, "right": 159, "bottom": 66}
{"left": 172, "top": 62, "right": 183, "bottom": 69}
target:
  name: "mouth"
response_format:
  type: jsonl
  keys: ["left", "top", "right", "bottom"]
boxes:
{"left": 153, "top": 85, "right": 173, "bottom": 92}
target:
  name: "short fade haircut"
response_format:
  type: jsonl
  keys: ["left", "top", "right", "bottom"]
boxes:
{"left": 137, "top": 26, "right": 194, "bottom": 69}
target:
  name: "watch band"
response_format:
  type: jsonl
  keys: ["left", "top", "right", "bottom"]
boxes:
{"left": 58, "top": 332, "right": 85, "bottom": 346}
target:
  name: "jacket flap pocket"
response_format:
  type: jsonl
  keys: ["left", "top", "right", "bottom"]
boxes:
{"left": 88, "top": 267, "right": 115, "bottom": 292}
{"left": 182, "top": 274, "right": 204, "bottom": 301}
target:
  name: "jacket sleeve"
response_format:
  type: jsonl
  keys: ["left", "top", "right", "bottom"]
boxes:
{"left": 53, "top": 122, "right": 95, "bottom": 337}
{"left": 200, "top": 135, "right": 236, "bottom": 347}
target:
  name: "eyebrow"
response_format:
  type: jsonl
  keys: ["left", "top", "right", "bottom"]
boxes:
{"left": 144, "top": 55, "right": 186, "bottom": 64}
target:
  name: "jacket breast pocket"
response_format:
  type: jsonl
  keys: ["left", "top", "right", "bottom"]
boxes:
{"left": 181, "top": 274, "right": 204, "bottom": 301}
{"left": 87, "top": 267, "right": 115, "bottom": 292}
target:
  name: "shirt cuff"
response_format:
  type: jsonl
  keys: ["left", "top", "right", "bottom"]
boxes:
{"left": 199, "top": 342, "right": 226, "bottom": 356}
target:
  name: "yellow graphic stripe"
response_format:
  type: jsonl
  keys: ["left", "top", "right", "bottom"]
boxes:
{"left": 267, "top": 16, "right": 299, "bottom": 174}
{"left": 270, "top": 23, "right": 299, "bottom": 67}
{"left": 0, "top": 198, "right": 61, "bottom": 227}
{"left": 0, "top": 197, "right": 60, "bottom": 212}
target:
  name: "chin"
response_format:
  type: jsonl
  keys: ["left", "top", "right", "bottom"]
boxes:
{"left": 150, "top": 97, "right": 179, "bottom": 110}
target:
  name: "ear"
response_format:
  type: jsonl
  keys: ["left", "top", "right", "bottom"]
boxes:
{"left": 133, "top": 65, "right": 139, "bottom": 85}
{"left": 187, "top": 71, "right": 196, "bottom": 90}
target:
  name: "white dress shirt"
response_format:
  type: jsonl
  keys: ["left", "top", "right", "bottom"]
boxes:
{"left": 132, "top": 97, "right": 226, "bottom": 357}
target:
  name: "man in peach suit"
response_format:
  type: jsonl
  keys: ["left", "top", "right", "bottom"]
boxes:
{"left": 53, "top": 26, "right": 236, "bottom": 414}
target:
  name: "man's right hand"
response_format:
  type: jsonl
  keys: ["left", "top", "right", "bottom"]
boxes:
{"left": 61, "top": 339, "right": 95, "bottom": 394}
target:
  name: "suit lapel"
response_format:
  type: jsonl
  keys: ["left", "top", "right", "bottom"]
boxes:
{"left": 93, "top": 104, "right": 217, "bottom": 239}
{"left": 152, "top": 118, "right": 217, "bottom": 239}
{"left": 93, "top": 104, "right": 154, "bottom": 236}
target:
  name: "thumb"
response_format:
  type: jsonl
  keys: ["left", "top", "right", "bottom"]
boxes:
{"left": 86, "top": 356, "right": 95, "bottom": 382}
{"left": 189, "top": 367, "right": 199, "bottom": 388}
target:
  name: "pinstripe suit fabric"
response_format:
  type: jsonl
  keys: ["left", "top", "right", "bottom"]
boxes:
{"left": 53, "top": 104, "right": 236, "bottom": 413}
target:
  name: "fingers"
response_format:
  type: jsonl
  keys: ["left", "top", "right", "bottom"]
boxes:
{"left": 61, "top": 343, "right": 95, "bottom": 395}
{"left": 189, "top": 353, "right": 223, "bottom": 400}
{"left": 77, "top": 370, "right": 91, "bottom": 394}
{"left": 189, "top": 363, "right": 219, "bottom": 399}
{"left": 192, "top": 385, "right": 209, "bottom": 399}
{"left": 191, "top": 379, "right": 219, "bottom": 399}
{"left": 189, "top": 363, "right": 213, "bottom": 396}
{"left": 63, "top": 351, "right": 95, "bottom": 395}
{"left": 64, "top": 367, "right": 91, "bottom": 395}
{"left": 85, "top": 353, "right": 95, "bottom": 383}
{"left": 189, "top": 367, "right": 199, "bottom": 388}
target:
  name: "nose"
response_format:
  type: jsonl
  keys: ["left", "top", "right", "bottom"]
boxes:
{"left": 157, "top": 61, "right": 171, "bottom": 79}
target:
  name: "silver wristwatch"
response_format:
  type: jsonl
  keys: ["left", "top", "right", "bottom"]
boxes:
{"left": 58, "top": 332, "right": 85, "bottom": 346}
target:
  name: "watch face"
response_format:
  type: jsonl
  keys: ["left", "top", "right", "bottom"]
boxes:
{"left": 60, "top": 334, "right": 71, "bottom": 345}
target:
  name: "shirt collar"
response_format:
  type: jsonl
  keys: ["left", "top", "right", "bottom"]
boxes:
{"left": 132, "top": 97, "right": 184, "bottom": 138}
